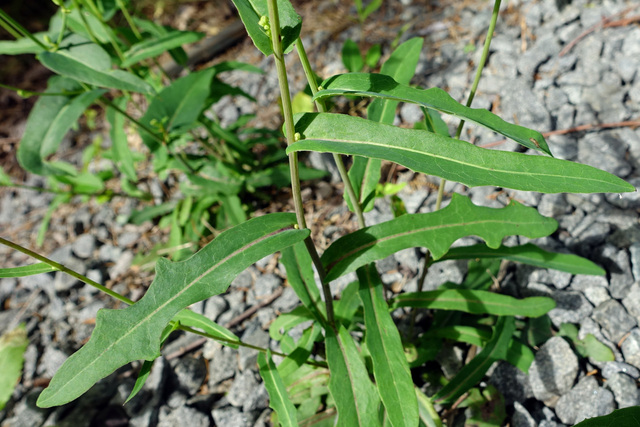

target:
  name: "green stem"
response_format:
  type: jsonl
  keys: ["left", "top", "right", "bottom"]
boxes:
{"left": 0, "top": 82, "right": 84, "bottom": 97}
{"left": 295, "top": 38, "right": 366, "bottom": 229}
{"left": 0, "top": 236, "right": 133, "bottom": 305}
{"left": 0, "top": 9, "right": 50, "bottom": 50}
{"left": 0, "top": 237, "right": 327, "bottom": 368}
{"left": 55, "top": 10, "right": 68, "bottom": 47}
{"left": 267, "top": 0, "right": 335, "bottom": 326}
{"left": 70, "top": 0, "right": 101, "bottom": 46}
{"left": 116, "top": 0, "right": 142, "bottom": 40}
{"left": 81, "top": 0, "right": 129, "bottom": 64}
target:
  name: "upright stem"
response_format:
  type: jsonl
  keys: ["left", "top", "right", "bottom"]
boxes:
{"left": 295, "top": 38, "right": 366, "bottom": 229}
{"left": 267, "top": 0, "right": 335, "bottom": 326}
{"left": 0, "top": 9, "right": 49, "bottom": 50}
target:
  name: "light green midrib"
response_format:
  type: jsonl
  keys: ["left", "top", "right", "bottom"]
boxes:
{"left": 301, "top": 137, "right": 606, "bottom": 185}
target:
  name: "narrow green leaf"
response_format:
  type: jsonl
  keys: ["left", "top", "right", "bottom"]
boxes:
{"left": 17, "top": 77, "right": 105, "bottom": 176}
{"left": 122, "top": 30, "right": 204, "bottom": 67}
{"left": 390, "top": 290, "right": 555, "bottom": 318}
{"left": 0, "top": 263, "right": 58, "bottom": 278}
{"left": 365, "top": 44, "right": 382, "bottom": 69}
{"left": 278, "top": 324, "right": 322, "bottom": 381}
{"left": 281, "top": 242, "right": 325, "bottom": 323}
{"left": 38, "top": 50, "right": 154, "bottom": 94}
{"left": 315, "top": 73, "right": 550, "bottom": 155}
{"left": 230, "top": 0, "right": 302, "bottom": 56}
{"left": 573, "top": 407, "right": 640, "bottom": 427}
{"left": 289, "top": 113, "right": 634, "bottom": 194}
{"left": 576, "top": 334, "right": 614, "bottom": 362}
{"left": 0, "top": 325, "right": 29, "bottom": 410}
{"left": 37, "top": 213, "right": 308, "bottom": 408}
{"left": 346, "top": 156, "right": 380, "bottom": 213}
{"left": 342, "top": 39, "right": 364, "bottom": 73}
{"left": 173, "top": 309, "right": 239, "bottom": 348}
{"left": 139, "top": 68, "right": 216, "bottom": 151}
{"left": 269, "top": 306, "right": 315, "bottom": 341}
{"left": 433, "top": 317, "right": 515, "bottom": 404}
{"left": 357, "top": 265, "right": 418, "bottom": 427}
{"left": 107, "top": 97, "right": 137, "bottom": 182}
{"left": 334, "top": 280, "right": 362, "bottom": 323}
{"left": 321, "top": 193, "right": 557, "bottom": 282}
{"left": 438, "top": 243, "right": 606, "bottom": 276}
{"left": 325, "top": 325, "right": 381, "bottom": 427}
{"left": 258, "top": 351, "right": 299, "bottom": 427}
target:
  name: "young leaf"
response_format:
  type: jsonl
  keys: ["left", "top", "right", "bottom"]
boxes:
{"left": 415, "top": 388, "right": 443, "bottom": 427}
{"left": 139, "top": 68, "right": 216, "bottom": 151}
{"left": 433, "top": 316, "right": 515, "bottom": 405}
{"left": 258, "top": 351, "right": 299, "bottom": 427}
{"left": 0, "top": 325, "right": 29, "bottom": 410}
{"left": 17, "top": 77, "right": 105, "bottom": 176}
{"left": 281, "top": 242, "right": 325, "bottom": 323}
{"left": 230, "top": 0, "right": 302, "bottom": 56}
{"left": 0, "top": 263, "right": 58, "bottom": 278}
{"left": 36, "top": 213, "right": 308, "bottom": 408}
{"left": 321, "top": 193, "right": 557, "bottom": 281}
{"left": 122, "top": 30, "right": 204, "bottom": 67}
{"left": 314, "top": 73, "right": 550, "bottom": 155}
{"left": 390, "top": 290, "right": 555, "bottom": 318}
{"left": 357, "top": 265, "right": 418, "bottom": 427}
{"left": 438, "top": 243, "right": 606, "bottom": 276}
{"left": 325, "top": 325, "right": 381, "bottom": 427}
{"left": 573, "top": 406, "right": 640, "bottom": 426}
{"left": 289, "top": 113, "right": 635, "bottom": 194}
{"left": 365, "top": 44, "right": 382, "bottom": 69}
{"left": 172, "top": 309, "right": 239, "bottom": 348}
{"left": 342, "top": 39, "right": 364, "bottom": 73}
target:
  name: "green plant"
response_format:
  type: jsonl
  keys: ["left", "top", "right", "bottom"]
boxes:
{"left": 0, "top": 0, "right": 324, "bottom": 257}
{"left": 0, "top": 0, "right": 635, "bottom": 426}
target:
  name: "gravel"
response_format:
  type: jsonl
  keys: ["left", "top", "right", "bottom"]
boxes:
{"left": 2, "top": 0, "right": 640, "bottom": 425}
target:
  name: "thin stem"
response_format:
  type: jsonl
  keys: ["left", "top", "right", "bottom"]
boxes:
{"left": 55, "top": 10, "right": 68, "bottom": 47}
{"left": 70, "top": 0, "right": 101, "bottom": 46}
{"left": 0, "top": 9, "right": 50, "bottom": 50}
{"left": 0, "top": 183, "right": 140, "bottom": 199}
{"left": 0, "top": 237, "right": 134, "bottom": 305}
{"left": 267, "top": 0, "right": 335, "bottom": 326}
{"left": 295, "top": 38, "right": 366, "bottom": 229}
{"left": 116, "top": 0, "right": 142, "bottom": 40}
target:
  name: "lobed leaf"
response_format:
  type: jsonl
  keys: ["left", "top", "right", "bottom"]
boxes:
{"left": 325, "top": 325, "right": 381, "bottom": 427}
{"left": 433, "top": 317, "right": 515, "bottom": 404}
{"left": 315, "top": 73, "right": 550, "bottom": 155}
{"left": 357, "top": 265, "right": 418, "bottom": 427}
{"left": 258, "top": 351, "right": 299, "bottom": 427}
{"left": 36, "top": 213, "right": 308, "bottom": 408}
{"left": 122, "top": 30, "right": 204, "bottom": 67}
{"left": 0, "top": 263, "right": 58, "bottom": 278}
{"left": 390, "top": 289, "right": 555, "bottom": 318}
{"left": 289, "top": 113, "right": 635, "bottom": 194}
{"left": 230, "top": 0, "right": 302, "bottom": 56}
{"left": 321, "top": 193, "right": 557, "bottom": 282}
{"left": 438, "top": 243, "right": 605, "bottom": 275}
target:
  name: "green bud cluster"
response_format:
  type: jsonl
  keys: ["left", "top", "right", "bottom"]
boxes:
{"left": 258, "top": 15, "right": 272, "bottom": 39}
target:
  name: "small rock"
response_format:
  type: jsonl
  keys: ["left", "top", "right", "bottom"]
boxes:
{"left": 171, "top": 356, "right": 207, "bottom": 396}
{"left": 512, "top": 401, "right": 536, "bottom": 427}
{"left": 528, "top": 336, "right": 578, "bottom": 405}
{"left": 273, "top": 286, "right": 301, "bottom": 313}
{"left": 208, "top": 346, "right": 237, "bottom": 386}
{"left": 555, "top": 376, "right": 615, "bottom": 425}
{"left": 72, "top": 234, "right": 97, "bottom": 259}
{"left": 36, "top": 347, "right": 67, "bottom": 378}
{"left": 488, "top": 361, "right": 533, "bottom": 406}
{"left": 602, "top": 361, "right": 640, "bottom": 380}
{"left": 592, "top": 300, "right": 637, "bottom": 343}
{"left": 157, "top": 406, "right": 209, "bottom": 427}
{"left": 238, "top": 322, "right": 269, "bottom": 371}
{"left": 98, "top": 244, "right": 122, "bottom": 263}
{"left": 605, "top": 372, "right": 640, "bottom": 408}
{"left": 0, "top": 389, "right": 52, "bottom": 427}
{"left": 621, "top": 328, "right": 640, "bottom": 369}
{"left": 226, "top": 371, "right": 269, "bottom": 412}
{"left": 53, "top": 257, "right": 86, "bottom": 291}
{"left": 253, "top": 273, "right": 281, "bottom": 299}
{"left": 547, "top": 291, "right": 593, "bottom": 327}
{"left": 108, "top": 250, "right": 133, "bottom": 280}
{"left": 204, "top": 295, "right": 227, "bottom": 322}
{"left": 211, "top": 406, "right": 253, "bottom": 427}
